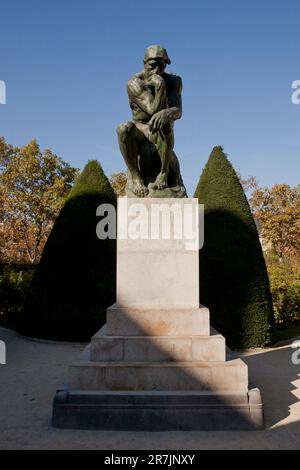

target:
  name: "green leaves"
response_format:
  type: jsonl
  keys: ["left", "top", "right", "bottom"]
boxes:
{"left": 0, "top": 137, "right": 78, "bottom": 263}
{"left": 250, "top": 184, "right": 300, "bottom": 260}
{"left": 195, "top": 146, "right": 274, "bottom": 349}
{"left": 21, "top": 160, "right": 116, "bottom": 341}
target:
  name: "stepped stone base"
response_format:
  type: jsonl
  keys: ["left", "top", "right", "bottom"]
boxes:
{"left": 106, "top": 305, "right": 210, "bottom": 336}
{"left": 52, "top": 199, "right": 264, "bottom": 431}
{"left": 68, "top": 353, "right": 247, "bottom": 393}
{"left": 52, "top": 388, "right": 264, "bottom": 431}
{"left": 91, "top": 327, "right": 225, "bottom": 362}
{"left": 52, "top": 325, "right": 264, "bottom": 430}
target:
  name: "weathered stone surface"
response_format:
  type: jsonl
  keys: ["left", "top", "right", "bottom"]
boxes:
{"left": 117, "top": 252, "right": 199, "bottom": 308}
{"left": 106, "top": 305, "right": 210, "bottom": 337}
{"left": 91, "top": 327, "right": 225, "bottom": 362}
{"left": 117, "top": 198, "right": 200, "bottom": 309}
{"left": 68, "top": 354, "right": 248, "bottom": 392}
{"left": 52, "top": 388, "right": 264, "bottom": 431}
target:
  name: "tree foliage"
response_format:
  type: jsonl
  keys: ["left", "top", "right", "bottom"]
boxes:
{"left": 195, "top": 146, "right": 274, "bottom": 349}
{"left": 239, "top": 174, "right": 258, "bottom": 194}
{"left": 21, "top": 160, "right": 116, "bottom": 341}
{"left": 0, "top": 137, "right": 78, "bottom": 263}
{"left": 267, "top": 262, "right": 300, "bottom": 325}
{"left": 250, "top": 184, "right": 300, "bottom": 261}
{"left": 110, "top": 171, "right": 127, "bottom": 196}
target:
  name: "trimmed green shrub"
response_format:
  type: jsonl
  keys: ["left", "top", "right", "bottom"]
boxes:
{"left": 268, "top": 263, "right": 300, "bottom": 325}
{"left": 21, "top": 161, "right": 116, "bottom": 341}
{"left": 0, "top": 265, "right": 35, "bottom": 330}
{"left": 194, "top": 146, "right": 274, "bottom": 349}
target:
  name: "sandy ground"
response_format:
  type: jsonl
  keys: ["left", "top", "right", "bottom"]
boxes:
{"left": 0, "top": 327, "right": 300, "bottom": 450}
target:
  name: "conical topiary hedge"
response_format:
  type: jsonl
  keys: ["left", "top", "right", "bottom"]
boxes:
{"left": 194, "top": 146, "right": 274, "bottom": 349}
{"left": 21, "top": 160, "right": 116, "bottom": 341}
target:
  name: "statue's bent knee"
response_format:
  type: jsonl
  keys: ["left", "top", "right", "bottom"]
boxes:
{"left": 117, "top": 121, "right": 135, "bottom": 143}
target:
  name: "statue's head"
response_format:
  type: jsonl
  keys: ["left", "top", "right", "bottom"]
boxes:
{"left": 143, "top": 45, "right": 171, "bottom": 77}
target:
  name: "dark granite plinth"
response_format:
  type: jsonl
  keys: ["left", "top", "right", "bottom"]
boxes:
{"left": 52, "top": 388, "right": 264, "bottom": 431}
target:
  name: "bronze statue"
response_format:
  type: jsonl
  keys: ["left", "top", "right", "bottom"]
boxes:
{"left": 117, "top": 45, "right": 187, "bottom": 198}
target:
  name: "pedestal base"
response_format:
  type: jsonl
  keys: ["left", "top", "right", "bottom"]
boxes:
{"left": 53, "top": 383, "right": 264, "bottom": 431}
{"left": 52, "top": 320, "right": 264, "bottom": 430}
{"left": 52, "top": 198, "right": 265, "bottom": 430}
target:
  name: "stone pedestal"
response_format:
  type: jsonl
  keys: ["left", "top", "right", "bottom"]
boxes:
{"left": 52, "top": 198, "right": 264, "bottom": 430}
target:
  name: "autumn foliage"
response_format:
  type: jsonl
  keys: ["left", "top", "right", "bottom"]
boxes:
{"left": 0, "top": 137, "right": 78, "bottom": 263}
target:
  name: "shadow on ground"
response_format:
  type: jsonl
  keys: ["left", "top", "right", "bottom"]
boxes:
{"left": 0, "top": 328, "right": 299, "bottom": 449}
{"left": 241, "top": 345, "right": 300, "bottom": 429}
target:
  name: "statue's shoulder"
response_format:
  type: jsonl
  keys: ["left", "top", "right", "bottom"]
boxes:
{"left": 164, "top": 73, "right": 183, "bottom": 91}
{"left": 127, "top": 72, "right": 144, "bottom": 93}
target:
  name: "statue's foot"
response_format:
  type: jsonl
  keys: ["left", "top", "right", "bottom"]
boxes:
{"left": 151, "top": 172, "right": 168, "bottom": 190}
{"left": 131, "top": 178, "right": 149, "bottom": 197}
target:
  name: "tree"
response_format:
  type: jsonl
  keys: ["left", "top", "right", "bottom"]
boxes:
{"left": 0, "top": 136, "right": 18, "bottom": 170}
{"left": 239, "top": 174, "right": 258, "bottom": 194}
{"left": 194, "top": 146, "right": 274, "bottom": 349}
{"left": 21, "top": 160, "right": 116, "bottom": 341}
{"left": 110, "top": 171, "right": 127, "bottom": 196}
{"left": 0, "top": 137, "right": 78, "bottom": 263}
{"left": 250, "top": 184, "right": 300, "bottom": 261}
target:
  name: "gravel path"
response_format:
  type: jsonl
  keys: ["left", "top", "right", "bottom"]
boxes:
{"left": 0, "top": 328, "right": 299, "bottom": 450}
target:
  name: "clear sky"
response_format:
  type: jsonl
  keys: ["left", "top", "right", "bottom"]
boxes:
{"left": 0, "top": 0, "right": 299, "bottom": 195}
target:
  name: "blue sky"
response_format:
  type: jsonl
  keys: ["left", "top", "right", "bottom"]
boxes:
{"left": 0, "top": 0, "right": 299, "bottom": 195}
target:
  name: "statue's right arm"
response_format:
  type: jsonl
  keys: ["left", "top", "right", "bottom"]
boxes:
{"left": 127, "top": 76, "right": 154, "bottom": 117}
